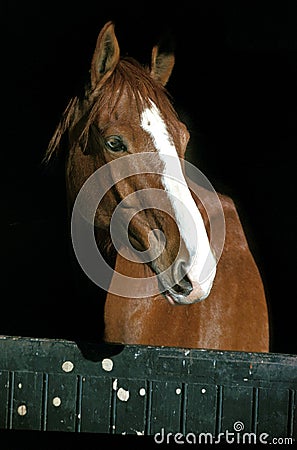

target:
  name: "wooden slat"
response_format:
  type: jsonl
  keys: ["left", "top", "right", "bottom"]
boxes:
{"left": 0, "top": 371, "right": 9, "bottom": 429}
{"left": 257, "top": 387, "right": 290, "bottom": 437}
{"left": 11, "top": 371, "right": 43, "bottom": 431}
{"left": 185, "top": 383, "right": 217, "bottom": 435}
{"left": 150, "top": 380, "right": 183, "bottom": 435}
{"left": 221, "top": 385, "right": 254, "bottom": 433}
{"left": 80, "top": 376, "right": 112, "bottom": 433}
{"left": 293, "top": 390, "right": 297, "bottom": 439}
{"left": 46, "top": 373, "right": 77, "bottom": 432}
{"left": 113, "top": 378, "right": 147, "bottom": 435}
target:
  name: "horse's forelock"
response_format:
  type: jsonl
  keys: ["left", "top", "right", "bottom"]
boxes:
{"left": 87, "top": 57, "right": 178, "bottom": 127}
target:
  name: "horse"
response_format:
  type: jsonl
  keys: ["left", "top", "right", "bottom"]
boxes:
{"left": 45, "top": 21, "right": 269, "bottom": 352}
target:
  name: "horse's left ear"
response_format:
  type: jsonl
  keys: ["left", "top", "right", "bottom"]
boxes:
{"left": 91, "top": 21, "right": 120, "bottom": 90}
{"left": 150, "top": 45, "right": 175, "bottom": 86}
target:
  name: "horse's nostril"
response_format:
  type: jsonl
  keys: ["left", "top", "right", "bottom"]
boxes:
{"left": 172, "top": 284, "right": 184, "bottom": 294}
{"left": 172, "top": 275, "right": 193, "bottom": 297}
{"left": 171, "top": 260, "right": 193, "bottom": 296}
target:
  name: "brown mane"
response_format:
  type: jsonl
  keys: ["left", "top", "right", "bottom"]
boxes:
{"left": 44, "top": 57, "right": 179, "bottom": 163}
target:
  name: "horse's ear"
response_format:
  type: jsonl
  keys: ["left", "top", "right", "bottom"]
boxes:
{"left": 150, "top": 45, "right": 175, "bottom": 86}
{"left": 91, "top": 21, "right": 120, "bottom": 90}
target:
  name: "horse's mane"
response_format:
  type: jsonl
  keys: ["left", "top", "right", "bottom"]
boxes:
{"left": 44, "top": 57, "right": 178, "bottom": 163}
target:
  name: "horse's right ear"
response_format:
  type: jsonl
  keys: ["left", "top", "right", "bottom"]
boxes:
{"left": 91, "top": 21, "right": 120, "bottom": 90}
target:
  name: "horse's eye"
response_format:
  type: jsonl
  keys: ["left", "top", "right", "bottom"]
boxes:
{"left": 105, "top": 136, "right": 127, "bottom": 153}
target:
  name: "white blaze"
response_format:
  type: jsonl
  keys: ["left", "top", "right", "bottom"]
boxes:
{"left": 140, "top": 101, "right": 216, "bottom": 298}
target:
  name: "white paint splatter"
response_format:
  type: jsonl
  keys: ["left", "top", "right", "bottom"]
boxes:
{"left": 17, "top": 404, "right": 27, "bottom": 416}
{"left": 62, "top": 361, "right": 74, "bottom": 373}
{"left": 102, "top": 358, "right": 113, "bottom": 372}
{"left": 52, "top": 396, "right": 62, "bottom": 407}
{"left": 117, "top": 387, "right": 130, "bottom": 402}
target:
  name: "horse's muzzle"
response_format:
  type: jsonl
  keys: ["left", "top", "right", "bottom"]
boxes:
{"left": 160, "top": 258, "right": 216, "bottom": 305}
{"left": 163, "top": 283, "right": 212, "bottom": 305}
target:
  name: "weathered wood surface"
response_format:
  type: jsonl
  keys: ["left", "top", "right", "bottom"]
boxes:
{"left": 0, "top": 336, "right": 296, "bottom": 440}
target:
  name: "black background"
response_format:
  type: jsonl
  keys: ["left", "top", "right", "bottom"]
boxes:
{"left": 2, "top": 2, "right": 297, "bottom": 355}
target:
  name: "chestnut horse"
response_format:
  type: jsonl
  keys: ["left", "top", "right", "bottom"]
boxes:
{"left": 45, "top": 21, "right": 269, "bottom": 352}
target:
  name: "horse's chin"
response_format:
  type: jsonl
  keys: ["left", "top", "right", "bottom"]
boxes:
{"left": 162, "top": 288, "right": 209, "bottom": 306}
{"left": 164, "top": 291, "right": 178, "bottom": 306}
